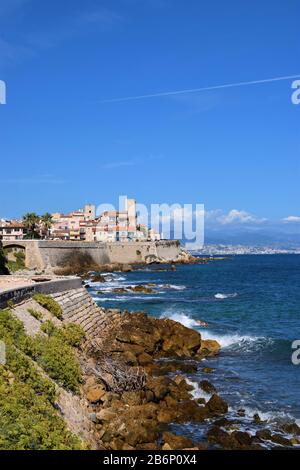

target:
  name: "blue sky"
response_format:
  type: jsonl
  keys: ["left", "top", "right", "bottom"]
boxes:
{"left": 0, "top": 0, "right": 299, "bottom": 239}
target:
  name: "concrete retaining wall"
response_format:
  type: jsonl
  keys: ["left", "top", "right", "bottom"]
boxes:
{"left": 0, "top": 277, "right": 82, "bottom": 308}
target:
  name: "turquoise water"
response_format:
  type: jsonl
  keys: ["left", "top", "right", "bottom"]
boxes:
{"left": 88, "top": 255, "right": 300, "bottom": 436}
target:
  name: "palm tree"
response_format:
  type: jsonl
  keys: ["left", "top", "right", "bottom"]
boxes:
{"left": 40, "top": 212, "right": 53, "bottom": 239}
{"left": 23, "top": 212, "right": 40, "bottom": 239}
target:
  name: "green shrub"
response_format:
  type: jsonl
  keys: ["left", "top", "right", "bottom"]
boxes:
{"left": 40, "top": 320, "right": 57, "bottom": 336}
{"left": 27, "top": 308, "right": 43, "bottom": 321}
{"left": 0, "top": 362, "right": 83, "bottom": 449}
{"left": 0, "top": 310, "right": 84, "bottom": 449}
{"left": 0, "top": 310, "right": 81, "bottom": 393}
{"left": 34, "top": 335, "right": 81, "bottom": 393}
{"left": 41, "top": 321, "right": 85, "bottom": 347}
{"left": 32, "top": 294, "right": 63, "bottom": 319}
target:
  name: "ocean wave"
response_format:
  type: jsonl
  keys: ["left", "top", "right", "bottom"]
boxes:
{"left": 214, "top": 293, "right": 238, "bottom": 299}
{"left": 157, "top": 284, "right": 186, "bottom": 290}
{"left": 95, "top": 295, "right": 162, "bottom": 302}
{"left": 200, "top": 329, "right": 272, "bottom": 350}
{"left": 234, "top": 406, "right": 299, "bottom": 427}
{"left": 160, "top": 311, "right": 200, "bottom": 329}
{"left": 186, "top": 378, "right": 212, "bottom": 402}
{"left": 160, "top": 310, "right": 272, "bottom": 352}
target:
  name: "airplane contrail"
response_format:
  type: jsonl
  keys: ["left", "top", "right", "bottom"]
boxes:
{"left": 100, "top": 74, "right": 300, "bottom": 103}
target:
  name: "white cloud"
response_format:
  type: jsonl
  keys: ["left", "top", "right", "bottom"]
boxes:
{"left": 282, "top": 216, "right": 300, "bottom": 223}
{"left": 206, "top": 209, "right": 267, "bottom": 225}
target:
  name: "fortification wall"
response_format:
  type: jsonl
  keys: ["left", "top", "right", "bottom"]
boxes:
{"left": 2, "top": 240, "right": 182, "bottom": 270}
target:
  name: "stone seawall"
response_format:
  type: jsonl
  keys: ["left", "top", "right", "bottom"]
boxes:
{"left": 2, "top": 240, "right": 182, "bottom": 271}
{"left": 50, "top": 287, "right": 113, "bottom": 338}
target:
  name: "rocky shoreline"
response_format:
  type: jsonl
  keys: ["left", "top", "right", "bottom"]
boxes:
{"left": 78, "top": 307, "right": 300, "bottom": 450}
{"left": 2, "top": 259, "right": 300, "bottom": 450}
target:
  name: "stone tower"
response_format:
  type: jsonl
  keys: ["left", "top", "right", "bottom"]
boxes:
{"left": 84, "top": 204, "right": 96, "bottom": 221}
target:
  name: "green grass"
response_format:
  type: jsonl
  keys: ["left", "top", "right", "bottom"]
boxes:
{"left": 32, "top": 294, "right": 63, "bottom": 319}
{"left": 27, "top": 308, "right": 43, "bottom": 321}
{"left": 5, "top": 250, "right": 26, "bottom": 273}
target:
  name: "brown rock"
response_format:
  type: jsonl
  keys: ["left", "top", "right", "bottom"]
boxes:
{"left": 205, "top": 394, "right": 228, "bottom": 415}
{"left": 138, "top": 352, "right": 153, "bottom": 365}
{"left": 147, "top": 376, "right": 171, "bottom": 401}
{"left": 86, "top": 386, "right": 106, "bottom": 403}
{"left": 256, "top": 429, "right": 272, "bottom": 441}
{"left": 280, "top": 422, "right": 300, "bottom": 436}
{"left": 198, "top": 339, "right": 221, "bottom": 357}
{"left": 162, "top": 443, "right": 172, "bottom": 450}
{"left": 199, "top": 379, "right": 217, "bottom": 394}
{"left": 270, "top": 433, "right": 293, "bottom": 446}
{"left": 96, "top": 409, "right": 117, "bottom": 423}
{"left": 231, "top": 431, "right": 252, "bottom": 446}
{"left": 162, "top": 432, "right": 193, "bottom": 450}
{"left": 157, "top": 409, "right": 176, "bottom": 424}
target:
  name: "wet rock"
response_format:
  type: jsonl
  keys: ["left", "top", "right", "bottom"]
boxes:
{"left": 197, "top": 339, "right": 221, "bottom": 357}
{"left": 280, "top": 422, "right": 300, "bottom": 436}
{"left": 214, "top": 417, "right": 232, "bottom": 428}
{"left": 237, "top": 408, "right": 246, "bottom": 417}
{"left": 231, "top": 431, "right": 252, "bottom": 446}
{"left": 162, "top": 432, "right": 193, "bottom": 450}
{"left": 207, "top": 426, "right": 234, "bottom": 449}
{"left": 202, "top": 367, "right": 214, "bottom": 374}
{"left": 269, "top": 433, "right": 293, "bottom": 447}
{"left": 131, "top": 285, "right": 155, "bottom": 294}
{"left": 197, "top": 398, "right": 206, "bottom": 405}
{"left": 256, "top": 429, "right": 272, "bottom": 441}
{"left": 113, "top": 288, "right": 128, "bottom": 294}
{"left": 253, "top": 413, "right": 262, "bottom": 424}
{"left": 199, "top": 379, "right": 216, "bottom": 394}
{"left": 91, "top": 273, "right": 106, "bottom": 283}
{"left": 205, "top": 394, "right": 228, "bottom": 415}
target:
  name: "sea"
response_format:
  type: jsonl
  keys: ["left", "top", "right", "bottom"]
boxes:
{"left": 87, "top": 255, "right": 300, "bottom": 443}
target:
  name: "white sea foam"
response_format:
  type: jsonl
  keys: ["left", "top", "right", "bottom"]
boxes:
{"left": 157, "top": 284, "right": 186, "bottom": 290}
{"left": 200, "top": 329, "right": 273, "bottom": 351}
{"left": 161, "top": 311, "right": 199, "bottom": 329}
{"left": 234, "top": 406, "right": 299, "bottom": 425}
{"left": 214, "top": 293, "right": 238, "bottom": 299}
{"left": 162, "top": 310, "right": 271, "bottom": 351}
{"left": 186, "top": 378, "right": 212, "bottom": 402}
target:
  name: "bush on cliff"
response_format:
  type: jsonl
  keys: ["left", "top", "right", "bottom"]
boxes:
{"left": 41, "top": 320, "right": 86, "bottom": 347}
{"left": 32, "top": 294, "right": 63, "bottom": 319}
{"left": 34, "top": 335, "right": 82, "bottom": 392}
{"left": 0, "top": 309, "right": 81, "bottom": 393}
{"left": 0, "top": 310, "right": 83, "bottom": 449}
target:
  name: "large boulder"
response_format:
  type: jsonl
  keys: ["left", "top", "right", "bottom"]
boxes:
{"left": 205, "top": 394, "right": 228, "bottom": 415}
{"left": 162, "top": 432, "right": 193, "bottom": 450}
